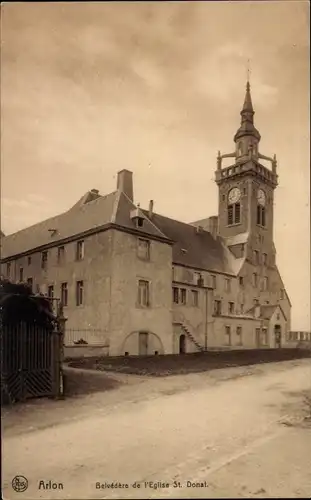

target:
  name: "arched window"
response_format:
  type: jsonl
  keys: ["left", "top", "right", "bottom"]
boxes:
{"left": 257, "top": 205, "right": 266, "bottom": 226}
{"left": 237, "top": 142, "right": 243, "bottom": 157}
{"left": 228, "top": 202, "right": 240, "bottom": 225}
{"left": 227, "top": 188, "right": 241, "bottom": 225}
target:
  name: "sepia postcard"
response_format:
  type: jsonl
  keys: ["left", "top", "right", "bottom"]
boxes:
{"left": 1, "top": 1, "right": 310, "bottom": 499}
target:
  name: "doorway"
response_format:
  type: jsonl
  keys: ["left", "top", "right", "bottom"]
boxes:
{"left": 179, "top": 334, "right": 186, "bottom": 354}
{"left": 274, "top": 325, "right": 282, "bottom": 348}
{"left": 138, "top": 332, "right": 149, "bottom": 356}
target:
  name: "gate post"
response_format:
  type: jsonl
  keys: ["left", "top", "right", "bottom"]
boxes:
{"left": 53, "top": 302, "right": 67, "bottom": 399}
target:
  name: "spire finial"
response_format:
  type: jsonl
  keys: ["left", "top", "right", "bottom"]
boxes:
{"left": 247, "top": 59, "right": 251, "bottom": 83}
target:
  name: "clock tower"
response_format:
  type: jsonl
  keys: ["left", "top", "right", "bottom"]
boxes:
{"left": 215, "top": 80, "right": 278, "bottom": 265}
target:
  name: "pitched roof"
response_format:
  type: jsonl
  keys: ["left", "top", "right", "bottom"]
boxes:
{"left": 1, "top": 190, "right": 170, "bottom": 259}
{"left": 246, "top": 304, "right": 287, "bottom": 321}
{"left": 1, "top": 191, "right": 118, "bottom": 259}
{"left": 224, "top": 232, "right": 249, "bottom": 247}
{"left": 2, "top": 188, "right": 238, "bottom": 275}
{"left": 141, "top": 210, "right": 236, "bottom": 274}
{"left": 260, "top": 304, "right": 287, "bottom": 321}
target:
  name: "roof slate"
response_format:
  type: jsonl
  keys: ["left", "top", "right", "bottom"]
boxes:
{"left": 142, "top": 211, "right": 235, "bottom": 274}
{"left": 2, "top": 189, "right": 237, "bottom": 275}
{"left": 1, "top": 191, "right": 118, "bottom": 258}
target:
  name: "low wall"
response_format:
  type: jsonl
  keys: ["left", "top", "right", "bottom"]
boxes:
{"left": 64, "top": 345, "right": 109, "bottom": 360}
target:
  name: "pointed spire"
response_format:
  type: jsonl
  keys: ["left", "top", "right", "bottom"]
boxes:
{"left": 234, "top": 79, "right": 261, "bottom": 143}
{"left": 242, "top": 80, "right": 254, "bottom": 115}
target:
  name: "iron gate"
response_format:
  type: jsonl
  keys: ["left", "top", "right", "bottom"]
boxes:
{"left": 1, "top": 317, "right": 64, "bottom": 404}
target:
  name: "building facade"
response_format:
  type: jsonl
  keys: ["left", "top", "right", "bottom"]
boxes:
{"left": 0, "top": 82, "right": 291, "bottom": 356}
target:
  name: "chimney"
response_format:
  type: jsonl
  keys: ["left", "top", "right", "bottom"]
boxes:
{"left": 148, "top": 200, "right": 154, "bottom": 219}
{"left": 117, "top": 169, "right": 133, "bottom": 202}
{"left": 208, "top": 216, "right": 218, "bottom": 239}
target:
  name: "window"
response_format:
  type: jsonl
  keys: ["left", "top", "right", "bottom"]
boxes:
{"left": 280, "top": 289, "right": 285, "bottom": 300}
{"left": 227, "top": 203, "right": 241, "bottom": 225}
{"left": 228, "top": 302, "right": 235, "bottom": 314}
{"left": 252, "top": 273, "right": 258, "bottom": 287}
{"left": 253, "top": 250, "right": 259, "bottom": 265}
{"left": 210, "top": 275, "right": 217, "bottom": 289}
{"left": 228, "top": 205, "right": 233, "bottom": 225}
{"left": 138, "top": 280, "right": 150, "bottom": 307}
{"left": 19, "top": 267, "right": 24, "bottom": 282}
{"left": 57, "top": 246, "right": 65, "bottom": 264}
{"left": 41, "top": 251, "right": 48, "bottom": 270}
{"left": 257, "top": 205, "right": 266, "bottom": 226}
{"left": 180, "top": 288, "right": 187, "bottom": 305}
{"left": 234, "top": 203, "right": 241, "bottom": 223}
{"left": 236, "top": 326, "right": 242, "bottom": 345}
{"left": 195, "top": 272, "right": 203, "bottom": 286}
{"left": 239, "top": 276, "right": 244, "bottom": 287}
{"left": 137, "top": 239, "right": 150, "bottom": 260}
{"left": 48, "top": 285, "right": 54, "bottom": 298}
{"left": 172, "top": 266, "right": 175, "bottom": 281}
{"left": 224, "top": 278, "right": 231, "bottom": 293}
{"left": 263, "top": 253, "right": 267, "bottom": 265}
{"left": 61, "top": 282, "right": 68, "bottom": 306}
{"left": 6, "top": 263, "right": 11, "bottom": 278}
{"left": 240, "top": 303, "right": 244, "bottom": 314}
{"left": 263, "top": 276, "right": 268, "bottom": 291}
{"left": 191, "top": 290, "right": 199, "bottom": 307}
{"left": 225, "top": 326, "right": 231, "bottom": 346}
{"left": 214, "top": 300, "right": 222, "bottom": 316}
{"left": 173, "top": 287, "right": 179, "bottom": 304}
{"left": 253, "top": 299, "right": 259, "bottom": 305}
{"left": 27, "top": 277, "right": 33, "bottom": 291}
{"left": 137, "top": 217, "right": 144, "bottom": 228}
{"left": 262, "top": 328, "right": 268, "bottom": 345}
{"left": 76, "top": 280, "right": 84, "bottom": 306}
{"left": 27, "top": 256, "right": 32, "bottom": 265}
{"left": 76, "top": 240, "right": 84, "bottom": 261}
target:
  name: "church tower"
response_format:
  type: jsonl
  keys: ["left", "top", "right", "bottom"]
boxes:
{"left": 215, "top": 80, "right": 278, "bottom": 265}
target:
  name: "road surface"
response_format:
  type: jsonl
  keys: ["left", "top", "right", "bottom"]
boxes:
{"left": 2, "top": 359, "right": 311, "bottom": 499}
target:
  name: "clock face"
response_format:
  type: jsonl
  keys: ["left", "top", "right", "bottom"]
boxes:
{"left": 257, "top": 189, "right": 266, "bottom": 206}
{"left": 228, "top": 187, "right": 241, "bottom": 204}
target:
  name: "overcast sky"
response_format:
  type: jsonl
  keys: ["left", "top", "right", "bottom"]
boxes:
{"left": 1, "top": 1, "right": 310, "bottom": 330}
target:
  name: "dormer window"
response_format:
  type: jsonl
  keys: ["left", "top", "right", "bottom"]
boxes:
{"left": 130, "top": 207, "right": 145, "bottom": 228}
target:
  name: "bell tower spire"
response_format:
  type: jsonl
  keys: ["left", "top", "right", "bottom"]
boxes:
{"left": 234, "top": 79, "right": 261, "bottom": 161}
{"left": 215, "top": 69, "right": 278, "bottom": 243}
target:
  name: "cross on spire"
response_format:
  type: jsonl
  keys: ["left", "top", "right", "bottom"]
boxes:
{"left": 247, "top": 59, "right": 251, "bottom": 83}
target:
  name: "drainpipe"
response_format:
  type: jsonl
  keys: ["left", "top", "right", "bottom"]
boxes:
{"left": 204, "top": 286, "right": 208, "bottom": 351}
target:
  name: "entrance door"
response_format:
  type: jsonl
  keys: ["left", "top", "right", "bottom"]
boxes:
{"left": 138, "top": 332, "right": 149, "bottom": 356}
{"left": 255, "top": 328, "right": 261, "bottom": 348}
{"left": 179, "top": 334, "right": 186, "bottom": 354}
{"left": 274, "top": 325, "right": 282, "bottom": 348}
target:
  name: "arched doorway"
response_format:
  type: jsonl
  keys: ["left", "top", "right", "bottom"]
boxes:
{"left": 179, "top": 334, "right": 186, "bottom": 354}
{"left": 274, "top": 325, "right": 281, "bottom": 348}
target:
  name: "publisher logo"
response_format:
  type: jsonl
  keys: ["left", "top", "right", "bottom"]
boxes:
{"left": 12, "top": 476, "right": 28, "bottom": 493}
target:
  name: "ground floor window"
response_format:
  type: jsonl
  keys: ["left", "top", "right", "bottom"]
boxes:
{"left": 225, "top": 325, "right": 231, "bottom": 346}
{"left": 262, "top": 328, "right": 268, "bottom": 345}
{"left": 236, "top": 326, "right": 242, "bottom": 345}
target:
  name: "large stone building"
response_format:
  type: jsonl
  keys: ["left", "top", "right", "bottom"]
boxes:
{"left": 0, "top": 82, "right": 291, "bottom": 355}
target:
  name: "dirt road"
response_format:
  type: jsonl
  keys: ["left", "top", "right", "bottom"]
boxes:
{"left": 2, "top": 359, "right": 311, "bottom": 499}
